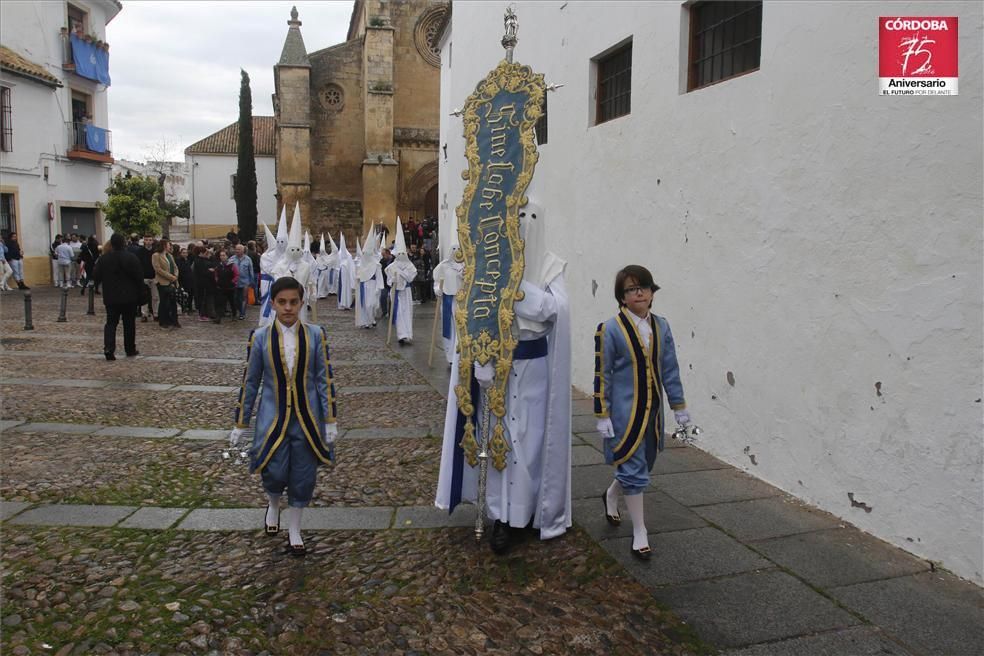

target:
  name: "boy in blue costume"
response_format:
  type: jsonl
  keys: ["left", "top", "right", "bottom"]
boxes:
{"left": 594, "top": 265, "right": 695, "bottom": 560}
{"left": 229, "top": 276, "right": 338, "bottom": 556}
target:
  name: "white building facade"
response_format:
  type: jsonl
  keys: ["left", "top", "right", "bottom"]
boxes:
{"left": 0, "top": 0, "right": 121, "bottom": 284}
{"left": 184, "top": 116, "right": 277, "bottom": 240}
{"left": 437, "top": 1, "right": 983, "bottom": 584}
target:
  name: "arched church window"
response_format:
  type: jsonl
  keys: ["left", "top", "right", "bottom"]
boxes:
{"left": 414, "top": 5, "right": 447, "bottom": 68}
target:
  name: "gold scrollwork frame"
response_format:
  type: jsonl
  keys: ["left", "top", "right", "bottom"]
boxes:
{"left": 454, "top": 60, "right": 545, "bottom": 471}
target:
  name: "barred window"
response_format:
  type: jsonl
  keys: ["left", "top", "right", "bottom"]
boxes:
{"left": 595, "top": 42, "right": 632, "bottom": 124}
{"left": 688, "top": 1, "right": 762, "bottom": 91}
{"left": 0, "top": 87, "right": 11, "bottom": 152}
{"left": 535, "top": 93, "right": 547, "bottom": 146}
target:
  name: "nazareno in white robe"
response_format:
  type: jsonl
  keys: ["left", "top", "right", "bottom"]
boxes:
{"left": 385, "top": 257, "right": 417, "bottom": 341}
{"left": 337, "top": 257, "right": 355, "bottom": 309}
{"left": 435, "top": 258, "right": 572, "bottom": 539}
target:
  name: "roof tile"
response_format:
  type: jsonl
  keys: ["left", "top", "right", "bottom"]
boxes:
{"left": 0, "top": 46, "right": 62, "bottom": 88}
{"left": 184, "top": 116, "right": 275, "bottom": 156}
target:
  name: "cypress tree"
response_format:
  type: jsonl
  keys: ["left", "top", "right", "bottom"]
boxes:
{"left": 235, "top": 69, "right": 258, "bottom": 242}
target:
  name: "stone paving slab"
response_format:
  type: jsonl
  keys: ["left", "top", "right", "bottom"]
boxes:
{"left": 42, "top": 378, "right": 111, "bottom": 388}
{"left": 105, "top": 381, "right": 176, "bottom": 391}
{"left": 571, "top": 443, "right": 605, "bottom": 467}
{"left": 302, "top": 506, "right": 394, "bottom": 530}
{"left": 571, "top": 464, "right": 623, "bottom": 499}
{"left": 171, "top": 384, "right": 238, "bottom": 393}
{"left": 142, "top": 355, "right": 194, "bottom": 362}
{"left": 722, "top": 626, "right": 917, "bottom": 655}
{"left": 652, "top": 446, "right": 731, "bottom": 475}
{"left": 0, "top": 419, "right": 25, "bottom": 431}
{"left": 179, "top": 429, "right": 227, "bottom": 440}
{"left": 754, "top": 527, "right": 930, "bottom": 588}
{"left": 571, "top": 414, "right": 600, "bottom": 433}
{"left": 393, "top": 504, "right": 477, "bottom": 529}
{"left": 572, "top": 398, "right": 595, "bottom": 416}
{"left": 94, "top": 426, "right": 182, "bottom": 438}
{"left": 829, "top": 571, "right": 984, "bottom": 656}
{"left": 651, "top": 569, "right": 860, "bottom": 649}
{"left": 9, "top": 504, "right": 137, "bottom": 527}
{"left": 0, "top": 501, "right": 31, "bottom": 521}
{"left": 653, "top": 468, "right": 781, "bottom": 507}
{"left": 178, "top": 507, "right": 268, "bottom": 531}
{"left": 572, "top": 490, "right": 707, "bottom": 540}
{"left": 694, "top": 496, "right": 843, "bottom": 542}
{"left": 118, "top": 506, "right": 187, "bottom": 530}
{"left": 342, "top": 426, "right": 440, "bottom": 439}
{"left": 0, "top": 377, "right": 54, "bottom": 386}
{"left": 12, "top": 421, "right": 102, "bottom": 434}
{"left": 602, "top": 527, "right": 773, "bottom": 587}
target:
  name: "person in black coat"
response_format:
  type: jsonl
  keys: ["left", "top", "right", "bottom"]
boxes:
{"left": 192, "top": 246, "right": 218, "bottom": 321}
{"left": 79, "top": 235, "right": 99, "bottom": 295}
{"left": 92, "top": 233, "right": 144, "bottom": 360}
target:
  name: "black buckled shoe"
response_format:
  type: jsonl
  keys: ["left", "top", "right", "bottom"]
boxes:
{"left": 286, "top": 543, "right": 306, "bottom": 558}
{"left": 264, "top": 510, "right": 280, "bottom": 536}
{"left": 490, "top": 520, "right": 511, "bottom": 555}
{"left": 631, "top": 545, "right": 652, "bottom": 561}
{"left": 602, "top": 493, "right": 621, "bottom": 526}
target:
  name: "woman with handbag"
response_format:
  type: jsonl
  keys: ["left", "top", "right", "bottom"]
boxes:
{"left": 152, "top": 239, "right": 180, "bottom": 328}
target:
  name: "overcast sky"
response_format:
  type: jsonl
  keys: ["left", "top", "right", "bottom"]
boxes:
{"left": 106, "top": 1, "right": 352, "bottom": 163}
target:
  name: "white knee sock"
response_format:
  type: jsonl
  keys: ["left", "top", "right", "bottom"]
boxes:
{"left": 624, "top": 493, "right": 648, "bottom": 551}
{"left": 606, "top": 479, "right": 621, "bottom": 517}
{"left": 266, "top": 493, "right": 281, "bottom": 528}
{"left": 287, "top": 507, "right": 304, "bottom": 546}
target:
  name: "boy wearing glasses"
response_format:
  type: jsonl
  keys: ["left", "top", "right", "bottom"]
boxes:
{"left": 593, "top": 265, "right": 693, "bottom": 560}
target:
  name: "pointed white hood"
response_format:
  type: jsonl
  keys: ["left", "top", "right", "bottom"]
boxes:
{"left": 261, "top": 221, "right": 276, "bottom": 249}
{"left": 286, "top": 203, "right": 304, "bottom": 262}
{"left": 393, "top": 216, "right": 409, "bottom": 262}
{"left": 275, "top": 205, "right": 289, "bottom": 254}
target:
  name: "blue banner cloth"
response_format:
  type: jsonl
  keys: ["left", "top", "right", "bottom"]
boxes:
{"left": 84, "top": 125, "right": 107, "bottom": 153}
{"left": 70, "top": 34, "right": 111, "bottom": 85}
{"left": 442, "top": 292, "right": 453, "bottom": 339}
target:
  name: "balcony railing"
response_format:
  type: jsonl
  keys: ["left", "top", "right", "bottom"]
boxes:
{"left": 67, "top": 121, "right": 113, "bottom": 164}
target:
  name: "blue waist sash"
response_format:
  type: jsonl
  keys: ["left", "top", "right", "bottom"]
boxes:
{"left": 514, "top": 336, "right": 548, "bottom": 360}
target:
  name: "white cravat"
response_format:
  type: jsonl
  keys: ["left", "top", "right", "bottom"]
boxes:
{"left": 631, "top": 311, "right": 653, "bottom": 353}
{"left": 277, "top": 319, "right": 299, "bottom": 377}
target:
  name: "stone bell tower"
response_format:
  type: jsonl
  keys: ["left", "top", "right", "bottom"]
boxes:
{"left": 273, "top": 6, "right": 312, "bottom": 222}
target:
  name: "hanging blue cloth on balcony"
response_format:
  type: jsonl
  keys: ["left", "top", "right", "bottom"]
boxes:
{"left": 85, "top": 124, "right": 107, "bottom": 153}
{"left": 70, "top": 34, "right": 111, "bottom": 86}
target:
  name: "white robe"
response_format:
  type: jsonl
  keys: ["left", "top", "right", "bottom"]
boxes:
{"left": 432, "top": 258, "right": 464, "bottom": 366}
{"left": 385, "top": 258, "right": 417, "bottom": 341}
{"left": 435, "top": 267, "right": 572, "bottom": 539}
{"left": 337, "top": 258, "right": 354, "bottom": 309}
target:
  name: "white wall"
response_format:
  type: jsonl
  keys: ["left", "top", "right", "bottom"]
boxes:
{"left": 439, "top": 1, "right": 984, "bottom": 584}
{"left": 0, "top": 0, "right": 117, "bottom": 264}
{"left": 187, "top": 154, "right": 277, "bottom": 229}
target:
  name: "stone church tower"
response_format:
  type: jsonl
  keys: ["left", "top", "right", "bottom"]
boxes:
{"left": 273, "top": 1, "right": 446, "bottom": 241}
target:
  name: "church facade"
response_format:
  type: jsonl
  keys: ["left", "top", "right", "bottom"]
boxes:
{"left": 273, "top": 0, "right": 446, "bottom": 241}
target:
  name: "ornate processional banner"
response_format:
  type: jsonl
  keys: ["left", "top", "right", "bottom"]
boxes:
{"left": 454, "top": 59, "right": 545, "bottom": 471}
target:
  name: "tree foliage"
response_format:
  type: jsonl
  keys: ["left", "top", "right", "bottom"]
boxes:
{"left": 164, "top": 199, "right": 190, "bottom": 219}
{"left": 101, "top": 174, "right": 165, "bottom": 236}
{"left": 235, "top": 69, "right": 258, "bottom": 242}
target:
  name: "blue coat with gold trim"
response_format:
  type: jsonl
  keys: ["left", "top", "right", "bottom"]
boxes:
{"left": 593, "top": 308, "right": 686, "bottom": 467}
{"left": 235, "top": 321, "right": 337, "bottom": 473}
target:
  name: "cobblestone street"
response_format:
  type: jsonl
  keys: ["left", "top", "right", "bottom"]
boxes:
{"left": 2, "top": 288, "right": 982, "bottom": 655}
{"left": 0, "top": 289, "right": 708, "bottom": 655}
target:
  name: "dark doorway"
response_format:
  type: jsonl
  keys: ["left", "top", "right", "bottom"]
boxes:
{"left": 61, "top": 206, "right": 97, "bottom": 237}
{"left": 424, "top": 184, "right": 438, "bottom": 221}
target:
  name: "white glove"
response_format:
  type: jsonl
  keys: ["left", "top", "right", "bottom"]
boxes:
{"left": 596, "top": 417, "right": 615, "bottom": 438}
{"left": 228, "top": 427, "right": 245, "bottom": 447}
{"left": 474, "top": 361, "right": 495, "bottom": 389}
{"left": 323, "top": 423, "right": 338, "bottom": 445}
{"left": 674, "top": 410, "right": 691, "bottom": 427}
{"left": 433, "top": 282, "right": 441, "bottom": 295}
